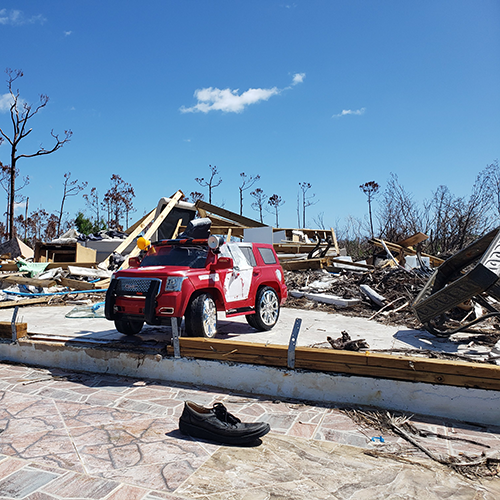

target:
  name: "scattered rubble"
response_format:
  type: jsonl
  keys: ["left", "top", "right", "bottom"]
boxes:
{"left": 327, "top": 331, "right": 369, "bottom": 351}
{"left": 2, "top": 191, "right": 499, "bottom": 357}
{"left": 342, "top": 408, "right": 500, "bottom": 479}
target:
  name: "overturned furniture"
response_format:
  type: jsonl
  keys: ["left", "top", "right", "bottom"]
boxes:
{"left": 413, "top": 227, "right": 500, "bottom": 336}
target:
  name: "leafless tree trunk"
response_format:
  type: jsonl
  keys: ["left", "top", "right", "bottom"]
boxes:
{"left": 250, "top": 188, "right": 266, "bottom": 223}
{"left": 299, "top": 182, "right": 317, "bottom": 228}
{"left": 195, "top": 165, "right": 222, "bottom": 204}
{"left": 0, "top": 69, "right": 72, "bottom": 239}
{"left": 57, "top": 172, "right": 87, "bottom": 237}
{"left": 268, "top": 194, "right": 285, "bottom": 228}
{"left": 238, "top": 172, "right": 260, "bottom": 215}
{"left": 359, "top": 181, "right": 380, "bottom": 238}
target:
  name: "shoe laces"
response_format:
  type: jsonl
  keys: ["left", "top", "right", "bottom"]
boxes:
{"left": 212, "top": 403, "right": 241, "bottom": 426}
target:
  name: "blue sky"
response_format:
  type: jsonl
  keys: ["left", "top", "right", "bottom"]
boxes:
{"left": 0, "top": 1, "right": 499, "bottom": 231}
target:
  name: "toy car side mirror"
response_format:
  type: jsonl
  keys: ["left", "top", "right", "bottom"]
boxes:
{"left": 212, "top": 256, "right": 233, "bottom": 270}
{"left": 129, "top": 256, "right": 141, "bottom": 268}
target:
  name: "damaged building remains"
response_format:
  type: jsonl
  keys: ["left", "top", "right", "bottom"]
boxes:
{"left": 0, "top": 189, "right": 500, "bottom": 494}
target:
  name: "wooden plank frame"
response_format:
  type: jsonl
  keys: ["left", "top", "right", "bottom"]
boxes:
{"left": 168, "top": 337, "right": 500, "bottom": 391}
{"left": 100, "top": 208, "right": 156, "bottom": 269}
{"left": 195, "top": 200, "right": 266, "bottom": 228}
{"left": 121, "top": 190, "right": 184, "bottom": 269}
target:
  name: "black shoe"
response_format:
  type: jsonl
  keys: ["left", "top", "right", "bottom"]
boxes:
{"left": 179, "top": 401, "right": 270, "bottom": 445}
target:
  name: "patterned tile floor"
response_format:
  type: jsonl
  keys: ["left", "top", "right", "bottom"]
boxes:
{"left": 0, "top": 361, "right": 499, "bottom": 499}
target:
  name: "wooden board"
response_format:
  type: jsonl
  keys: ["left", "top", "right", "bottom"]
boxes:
{"left": 0, "top": 276, "right": 57, "bottom": 288}
{"left": 0, "top": 297, "right": 51, "bottom": 308}
{"left": 396, "top": 232, "right": 429, "bottom": 248}
{"left": 370, "top": 238, "right": 444, "bottom": 267}
{"left": 100, "top": 208, "right": 156, "bottom": 269}
{"left": 125, "top": 210, "right": 156, "bottom": 235}
{"left": 0, "top": 321, "right": 28, "bottom": 339}
{"left": 121, "top": 190, "right": 184, "bottom": 269}
{"left": 280, "top": 258, "right": 325, "bottom": 271}
{"left": 59, "top": 277, "right": 100, "bottom": 290}
{"left": 171, "top": 338, "right": 500, "bottom": 391}
{"left": 195, "top": 200, "right": 266, "bottom": 228}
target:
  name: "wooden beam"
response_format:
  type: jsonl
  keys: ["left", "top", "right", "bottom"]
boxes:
{"left": 121, "top": 190, "right": 184, "bottom": 269}
{"left": 280, "top": 258, "right": 325, "bottom": 271}
{"left": 327, "top": 257, "right": 374, "bottom": 270}
{"left": 330, "top": 227, "right": 340, "bottom": 255}
{"left": 170, "top": 338, "right": 500, "bottom": 391}
{"left": 125, "top": 210, "right": 155, "bottom": 235}
{"left": 0, "top": 297, "right": 51, "bottom": 308}
{"left": 0, "top": 321, "right": 27, "bottom": 339}
{"left": 370, "top": 238, "right": 444, "bottom": 267}
{"left": 195, "top": 200, "right": 266, "bottom": 227}
{"left": 0, "top": 276, "right": 57, "bottom": 288}
{"left": 59, "top": 278, "right": 100, "bottom": 290}
{"left": 396, "top": 232, "right": 429, "bottom": 248}
{"left": 207, "top": 214, "right": 246, "bottom": 228}
{"left": 100, "top": 208, "right": 156, "bottom": 268}
{"left": 172, "top": 218, "right": 183, "bottom": 239}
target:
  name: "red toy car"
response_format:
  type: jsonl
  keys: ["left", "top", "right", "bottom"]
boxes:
{"left": 105, "top": 231, "right": 288, "bottom": 338}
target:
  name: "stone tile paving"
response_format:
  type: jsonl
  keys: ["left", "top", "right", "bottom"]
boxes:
{"left": 0, "top": 361, "right": 498, "bottom": 499}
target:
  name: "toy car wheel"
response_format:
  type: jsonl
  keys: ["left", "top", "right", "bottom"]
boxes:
{"left": 115, "top": 318, "right": 144, "bottom": 335}
{"left": 186, "top": 293, "right": 217, "bottom": 338}
{"left": 252, "top": 286, "right": 280, "bottom": 331}
{"left": 245, "top": 313, "right": 259, "bottom": 329}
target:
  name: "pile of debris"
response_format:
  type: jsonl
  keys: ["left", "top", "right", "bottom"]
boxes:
{"left": 284, "top": 267, "right": 427, "bottom": 329}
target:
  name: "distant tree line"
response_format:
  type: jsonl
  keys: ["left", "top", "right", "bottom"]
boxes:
{"left": 347, "top": 160, "right": 500, "bottom": 259}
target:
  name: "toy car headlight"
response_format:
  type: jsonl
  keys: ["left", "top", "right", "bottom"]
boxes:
{"left": 165, "top": 277, "right": 185, "bottom": 292}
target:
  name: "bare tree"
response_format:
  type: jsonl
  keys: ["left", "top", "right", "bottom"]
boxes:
{"left": 299, "top": 182, "right": 317, "bottom": 228}
{"left": 57, "top": 172, "right": 87, "bottom": 237}
{"left": 189, "top": 191, "right": 204, "bottom": 203}
{"left": 484, "top": 159, "right": 500, "bottom": 219}
{"left": 83, "top": 187, "right": 107, "bottom": 231}
{"left": 359, "top": 181, "right": 379, "bottom": 238}
{"left": 18, "top": 207, "right": 52, "bottom": 245}
{"left": 0, "top": 160, "right": 28, "bottom": 239}
{"left": 250, "top": 188, "right": 266, "bottom": 223}
{"left": 313, "top": 212, "right": 326, "bottom": 230}
{"left": 268, "top": 194, "right": 285, "bottom": 228}
{"left": 377, "top": 173, "right": 421, "bottom": 241}
{"left": 238, "top": 172, "right": 260, "bottom": 215}
{"left": 425, "top": 171, "right": 493, "bottom": 254}
{"left": 102, "top": 174, "right": 135, "bottom": 230}
{"left": 0, "top": 69, "right": 72, "bottom": 239}
{"left": 195, "top": 165, "right": 222, "bottom": 204}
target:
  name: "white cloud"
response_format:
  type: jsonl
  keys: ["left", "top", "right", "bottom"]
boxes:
{"left": 333, "top": 107, "right": 366, "bottom": 118}
{"left": 180, "top": 73, "right": 305, "bottom": 114}
{"left": 14, "top": 201, "right": 26, "bottom": 215}
{"left": 64, "top": 30, "right": 72, "bottom": 36}
{"left": 0, "top": 9, "right": 46, "bottom": 26}
{"left": 0, "top": 93, "right": 13, "bottom": 112}
{"left": 292, "top": 73, "right": 305, "bottom": 85}
{"left": 180, "top": 86, "right": 280, "bottom": 114}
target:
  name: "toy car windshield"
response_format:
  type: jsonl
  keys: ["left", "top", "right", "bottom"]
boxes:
{"left": 140, "top": 245, "right": 208, "bottom": 268}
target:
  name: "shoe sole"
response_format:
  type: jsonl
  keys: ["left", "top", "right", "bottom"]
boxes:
{"left": 179, "top": 420, "right": 270, "bottom": 445}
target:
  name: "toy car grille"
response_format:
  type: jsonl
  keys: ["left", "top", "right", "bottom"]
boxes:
{"left": 115, "top": 277, "right": 161, "bottom": 295}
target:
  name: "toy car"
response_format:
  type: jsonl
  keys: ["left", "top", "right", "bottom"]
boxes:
{"left": 104, "top": 227, "right": 287, "bottom": 338}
